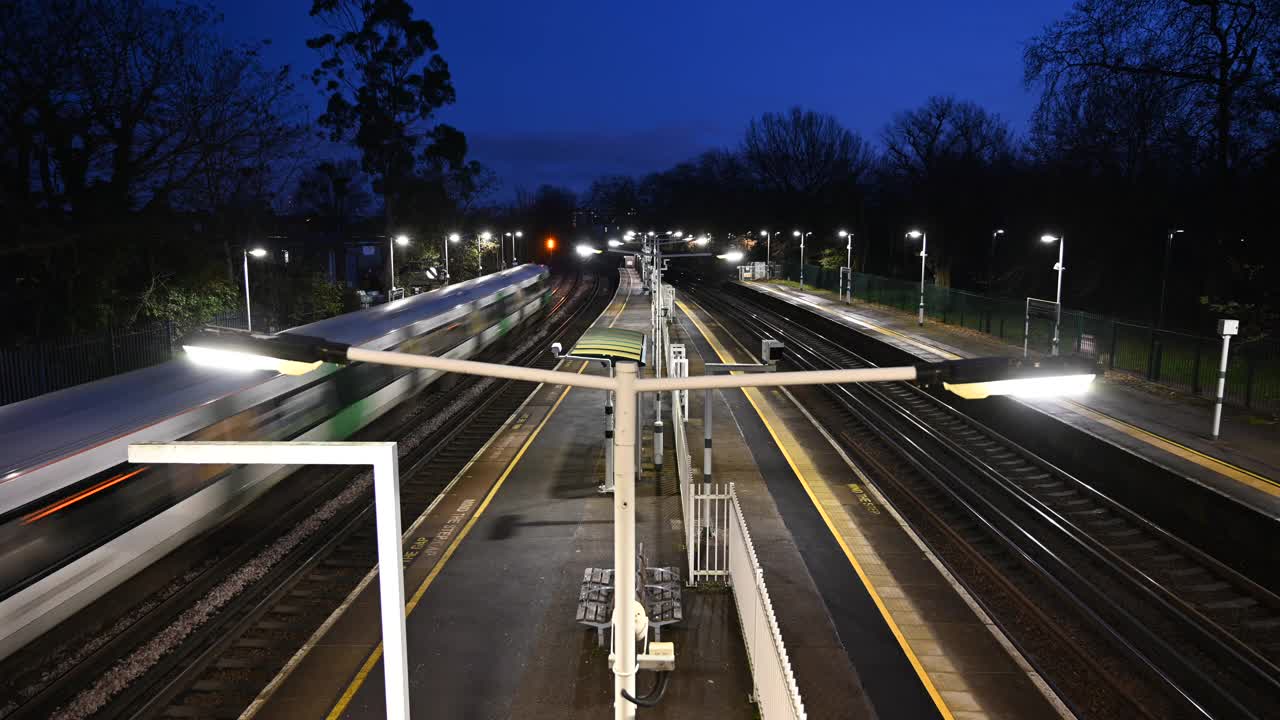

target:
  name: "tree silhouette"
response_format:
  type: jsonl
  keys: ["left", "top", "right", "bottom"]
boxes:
{"left": 307, "top": 0, "right": 460, "bottom": 243}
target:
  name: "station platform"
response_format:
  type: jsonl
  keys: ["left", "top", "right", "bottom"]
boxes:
{"left": 672, "top": 296, "right": 1069, "bottom": 720}
{"left": 741, "top": 281, "right": 1280, "bottom": 520}
{"left": 237, "top": 267, "right": 1067, "bottom": 720}
{"left": 240, "top": 268, "right": 756, "bottom": 719}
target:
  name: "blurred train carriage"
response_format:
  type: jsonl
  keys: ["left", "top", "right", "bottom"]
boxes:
{"left": 0, "top": 264, "right": 550, "bottom": 660}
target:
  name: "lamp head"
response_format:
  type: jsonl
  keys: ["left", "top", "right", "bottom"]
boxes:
{"left": 694, "top": 236, "right": 710, "bottom": 246}
{"left": 575, "top": 244, "right": 600, "bottom": 257}
{"left": 394, "top": 234, "right": 410, "bottom": 247}
{"left": 994, "top": 229, "right": 1005, "bottom": 235}
{"left": 838, "top": 230, "right": 849, "bottom": 237}
{"left": 906, "top": 230, "right": 923, "bottom": 239}
{"left": 1040, "top": 234, "right": 1059, "bottom": 243}
{"left": 607, "top": 238, "right": 622, "bottom": 247}
{"left": 480, "top": 231, "right": 492, "bottom": 241}
{"left": 917, "top": 356, "right": 1099, "bottom": 400}
{"left": 448, "top": 233, "right": 461, "bottom": 243}
{"left": 183, "top": 327, "right": 349, "bottom": 377}
{"left": 248, "top": 248, "right": 268, "bottom": 258}
{"left": 515, "top": 231, "right": 523, "bottom": 237}
{"left": 792, "top": 230, "right": 801, "bottom": 237}
{"left": 718, "top": 250, "right": 745, "bottom": 263}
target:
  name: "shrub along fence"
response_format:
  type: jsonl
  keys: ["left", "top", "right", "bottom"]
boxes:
{"left": 779, "top": 263, "right": 1279, "bottom": 413}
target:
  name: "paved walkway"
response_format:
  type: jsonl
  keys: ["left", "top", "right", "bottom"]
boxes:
{"left": 746, "top": 281, "right": 1280, "bottom": 519}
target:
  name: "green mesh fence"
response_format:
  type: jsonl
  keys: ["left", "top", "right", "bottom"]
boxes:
{"left": 774, "top": 263, "right": 1278, "bottom": 411}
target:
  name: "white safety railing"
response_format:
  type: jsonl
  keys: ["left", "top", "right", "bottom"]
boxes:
{"left": 727, "top": 491, "right": 807, "bottom": 720}
{"left": 669, "top": 340, "right": 697, "bottom": 579}
{"left": 690, "top": 482, "right": 732, "bottom": 582}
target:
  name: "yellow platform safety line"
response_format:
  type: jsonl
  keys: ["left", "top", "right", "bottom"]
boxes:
{"left": 1062, "top": 400, "right": 1280, "bottom": 495}
{"left": 676, "top": 298, "right": 956, "bottom": 720}
{"left": 759, "top": 282, "right": 1279, "bottom": 495}
{"left": 327, "top": 272, "right": 635, "bottom": 719}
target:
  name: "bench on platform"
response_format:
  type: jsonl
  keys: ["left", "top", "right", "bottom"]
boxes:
{"left": 576, "top": 545, "right": 683, "bottom": 646}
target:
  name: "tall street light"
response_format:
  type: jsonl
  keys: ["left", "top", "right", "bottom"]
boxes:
{"left": 478, "top": 231, "right": 492, "bottom": 275}
{"left": 838, "top": 230, "right": 854, "bottom": 303}
{"left": 389, "top": 234, "right": 410, "bottom": 297}
{"left": 837, "top": 230, "right": 854, "bottom": 271}
{"left": 184, "top": 329, "right": 1099, "bottom": 720}
{"left": 758, "top": 230, "right": 773, "bottom": 267}
{"left": 1041, "top": 234, "right": 1066, "bottom": 355}
{"left": 989, "top": 229, "right": 1005, "bottom": 290}
{"left": 242, "top": 247, "right": 268, "bottom": 332}
{"left": 792, "top": 230, "right": 812, "bottom": 289}
{"left": 504, "top": 231, "right": 523, "bottom": 266}
{"left": 906, "top": 230, "right": 927, "bottom": 325}
{"left": 445, "top": 233, "right": 461, "bottom": 285}
{"left": 1158, "top": 229, "right": 1185, "bottom": 329}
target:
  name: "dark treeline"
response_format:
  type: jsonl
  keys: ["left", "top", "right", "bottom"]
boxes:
{"left": 581, "top": 0, "right": 1280, "bottom": 338}
{"left": 1, "top": 0, "right": 1277, "bottom": 344}
{"left": 0, "top": 0, "right": 518, "bottom": 344}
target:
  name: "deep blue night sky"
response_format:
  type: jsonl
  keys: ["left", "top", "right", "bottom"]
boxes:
{"left": 218, "top": 0, "right": 1073, "bottom": 197}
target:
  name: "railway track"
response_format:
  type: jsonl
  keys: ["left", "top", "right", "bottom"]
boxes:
{"left": 687, "top": 283, "right": 1280, "bottom": 720}
{"left": 3, "top": 270, "right": 615, "bottom": 720}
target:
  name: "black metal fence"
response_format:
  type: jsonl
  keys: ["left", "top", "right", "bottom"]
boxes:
{"left": 0, "top": 311, "right": 251, "bottom": 407}
{"left": 780, "top": 263, "right": 1279, "bottom": 412}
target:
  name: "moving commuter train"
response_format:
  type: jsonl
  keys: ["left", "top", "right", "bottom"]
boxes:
{"left": 0, "top": 265, "right": 550, "bottom": 660}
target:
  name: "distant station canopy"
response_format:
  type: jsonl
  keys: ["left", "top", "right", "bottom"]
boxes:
{"left": 569, "top": 328, "right": 647, "bottom": 366}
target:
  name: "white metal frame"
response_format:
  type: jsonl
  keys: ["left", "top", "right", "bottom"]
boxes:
{"left": 127, "top": 441, "right": 412, "bottom": 720}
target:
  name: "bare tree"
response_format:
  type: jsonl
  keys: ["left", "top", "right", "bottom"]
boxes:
{"left": 882, "top": 96, "right": 1015, "bottom": 180}
{"left": 1025, "top": 0, "right": 1280, "bottom": 180}
{"left": 742, "top": 107, "right": 876, "bottom": 196}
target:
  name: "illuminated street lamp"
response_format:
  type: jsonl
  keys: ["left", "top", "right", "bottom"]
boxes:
{"left": 388, "top": 234, "right": 411, "bottom": 297}
{"left": 608, "top": 238, "right": 623, "bottom": 248}
{"left": 1157, "top": 229, "right": 1185, "bottom": 330}
{"left": 576, "top": 243, "right": 602, "bottom": 257}
{"left": 838, "top": 230, "right": 854, "bottom": 302}
{"left": 1040, "top": 234, "right": 1066, "bottom": 355}
{"left": 182, "top": 328, "right": 1098, "bottom": 720}
{"left": 444, "top": 233, "right": 461, "bottom": 285}
{"left": 718, "top": 250, "right": 745, "bottom": 263}
{"left": 759, "top": 229, "right": 775, "bottom": 266}
{"left": 479, "top": 231, "right": 493, "bottom": 275}
{"left": 693, "top": 235, "right": 710, "bottom": 247}
{"left": 503, "top": 230, "right": 524, "bottom": 268}
{"left": 242, "top": 247, "right": 268, "bottom": 332}
{"left": 989, "top": 229, "right": 1005, "bottom": 289}
{"left": 906, "top": 230, "right": 927, "bottom": 325}
{"left": 793, "top": 230, "right": 812, "bottom": 289}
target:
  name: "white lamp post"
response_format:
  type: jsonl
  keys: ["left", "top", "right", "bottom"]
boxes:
{"left": 1157, "top": 229, "right": 1184, "bottom": 330}
{"left": 389, "top": 234, "right": 410, "bottom": 298}
{"left": 445, "top": 233, "right": 461, "bottom": 285}
{"left": 906, "top": 230, "right": 927, "bottom": 325}
{"left": 242, "top": 247, "right": 268, "bottom": 331}
{"left": 505, "top": 230, "right": 523, "bottom": 266}
{"left": 1040, "top": 234, "right": 1066, "bottom": 355}
{"left": 792, "top": 230, "right": 812, "bottom": 289}
{"left": 479, "top": 231, "right": 492, "bottom": 275}
{"left": 838, "top": 230, "right": 853, "bottom": 302}
{"left": 758, "top": 230, "right": 773, "bottom": 270}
